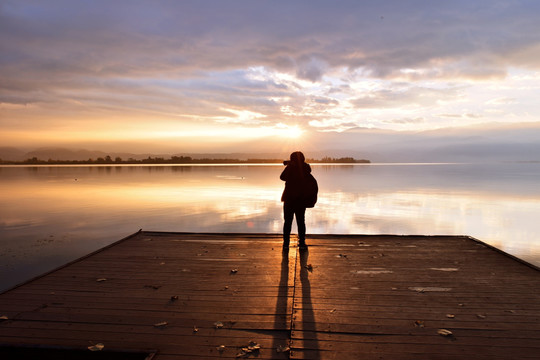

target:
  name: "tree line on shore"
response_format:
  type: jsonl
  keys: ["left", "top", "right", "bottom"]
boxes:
{"left": 1, "top": 155, "right": 370, "bottom": 165}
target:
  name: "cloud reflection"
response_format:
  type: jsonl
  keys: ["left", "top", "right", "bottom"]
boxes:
{"left": 1, "top": 164, "right": 540, "bottom": 292}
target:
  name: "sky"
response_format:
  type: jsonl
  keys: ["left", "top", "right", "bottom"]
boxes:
{"left": 2, "top": 0, "right": 540, "bottom": 155}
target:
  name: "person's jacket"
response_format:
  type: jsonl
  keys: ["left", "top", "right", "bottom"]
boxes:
{"left": 280, "top": 162, "right": 312, "bottom": 202}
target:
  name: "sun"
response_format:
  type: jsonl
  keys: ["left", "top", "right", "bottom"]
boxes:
{"left": 282, "top": 125, "right": 303, "bottom": 138}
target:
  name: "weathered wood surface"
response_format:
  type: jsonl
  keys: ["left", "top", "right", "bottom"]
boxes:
{"left": 0, "top": 232, "right": 539, "bottom": 359}
{"left": 290, "top": 235, "right": 540, "bottom": 360}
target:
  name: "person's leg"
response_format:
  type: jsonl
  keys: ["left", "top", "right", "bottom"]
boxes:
{"left": 283, "top": 201, "right": 294, "bottom": 247}
{"left": 295, "top": 205, "right": 307, "bottom": 248}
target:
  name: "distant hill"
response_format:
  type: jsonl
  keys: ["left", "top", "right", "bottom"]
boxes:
{"left": 0, "top": 147, "right": 172, "bottom": 162}
{"left": 0, "top": 147, "right": 26, "bottom": 161}
{"left": 0, "top": 148, "right": 293, "bottom": 163}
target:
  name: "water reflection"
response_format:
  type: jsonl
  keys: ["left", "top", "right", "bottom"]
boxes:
{"left": 1, "top": 163, "right": 540, "bottom": 292}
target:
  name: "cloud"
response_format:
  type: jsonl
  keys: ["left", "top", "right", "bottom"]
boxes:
{"left": 2, "top": 1, "right": 540, "bottom": 150}
{"left": 351, "top": 85, "right": 462, "bottom": 109}
{"left": 486, "top": 97, "right": 518, "bottom": 105}
{"left": 384, "top": 117, "right": 426, "bottom": 125}
{"left": 436, "top": 113, "right": 483, "bottom": 119}
{"left": 3, "top": 1, "right": 540, "bottom": 85}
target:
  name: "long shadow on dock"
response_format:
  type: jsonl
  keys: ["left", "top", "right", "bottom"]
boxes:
{"left": 295, "top": 248, "right": 320, "bottom": 359}
{"left": 271, "top": 249, "right": 292, "bottom": 357}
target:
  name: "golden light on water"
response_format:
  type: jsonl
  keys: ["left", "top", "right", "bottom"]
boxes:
{"left": 2, "top": 167, "right": 539, "bottom": 265}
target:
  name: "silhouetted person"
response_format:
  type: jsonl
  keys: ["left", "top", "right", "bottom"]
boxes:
{"left": 281, "top": 151, "right": 312, "bottom": 250}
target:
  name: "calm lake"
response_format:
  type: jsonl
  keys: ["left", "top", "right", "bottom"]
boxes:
{"left": 1, "top": 162, "right": 539, "bottom": 292}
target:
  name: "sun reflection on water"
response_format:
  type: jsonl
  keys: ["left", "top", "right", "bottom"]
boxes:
{"left": 1, "top": 164, "right": 540, "bottom": 292}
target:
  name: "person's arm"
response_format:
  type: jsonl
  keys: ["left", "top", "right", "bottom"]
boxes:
{"left": 280, "top": 166, "right": 290, "bottom": 181}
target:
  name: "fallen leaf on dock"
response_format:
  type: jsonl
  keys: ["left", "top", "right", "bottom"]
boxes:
{"left": 476, "top": 314, "right": 486, "bottom": 319}
{"left": 217, "top": 345, "right": 226, "bottom": 352}
{"left": 276, "top": 344, "right": 290, "bottom": 353}
{"left": 0, "top": 315, "right": 8, "bottom": 321}
{"left": 193, "top": 326, "right": 199, "bottom": 333}
{"left": 88, "top": 343, "right": 104, "bottom": 351}
{"left": 96, "top": 278, "right": 107, "bottom": 282}
{"left": 230, "top": 269, "right": 238, "bottom": 274}
{"left": 170, "top": 295, "right": 179, "bottom": 301}
{"left": 330, "top": 308, "right": 336, "bottom": 313}
{"left": 437, "top": 329, "right": 453, "bottom": 336}
{"left": 305, "top": 264, "right": 313, "bottom": 272}
{"left": 446, "top": 314, "right": 455, "bottom": 319}
{"left": 153, "top": 321, "right": 168, "bottom": 328}
{"left": 214, "top": 321, "right": 224, "bottom": 329}
{"left": 236, "top": 341, "right": 261, "bottom": 357}
{"left": 414, "top": 320, "right": 425, "bottom": 328}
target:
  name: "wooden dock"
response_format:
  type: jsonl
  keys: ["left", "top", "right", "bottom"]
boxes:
{"left": 0, "top": 231, "right": 539, "bottom": 359}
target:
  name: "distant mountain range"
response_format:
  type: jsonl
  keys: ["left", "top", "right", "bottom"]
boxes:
{"left": 2, "top": 122, "right": 540, "bottom": 163}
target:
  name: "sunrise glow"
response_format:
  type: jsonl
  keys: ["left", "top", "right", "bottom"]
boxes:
{"left": 1, "top": 1, "right": 540, "bottom": 159}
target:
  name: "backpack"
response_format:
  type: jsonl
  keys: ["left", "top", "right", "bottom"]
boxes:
{"left": 303, "top": 173, "right": 318, "bottom": 208}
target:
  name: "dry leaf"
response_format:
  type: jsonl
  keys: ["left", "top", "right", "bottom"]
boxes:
{"left": 236, "top": 341, "right": 261, "bottom": 358}
{"left": 437, "top": 329, "right": 453, "bottom": 336}
{"left": 414, "top": 320, "right": 425, "bottom": 328}
{"left": 0, "top": 315, "right": 8, "bottom": 321}
{"left": 217, "top": 345, "right": 226, "bottom": 352}
{"left": 214, "top": 321, "right": 224, "bottom": 329}
{"left": 230, "top": 269, "right": 238, "bottom": 274}
{"left": 276, "top": 344, "right": 290, "bottom": 353}
{"left": 305, "top": 264, "right": 313, "bottom": 272}
{"left": 153, "top": 321, "right": 168, "bottom": 328}
{"left": 477, "top": 314, "right": 486, "bottom": 319}
{"left": 96, "top": 278, "right": 107, "bottom": 282}
{"left": 446, "top": 314, "right": 455, "bottom": 319}
{"left": 193, "top": 326, "right": 199, "bottom": 333}
{"left": 88, "top": 343, "right": 104, "bottom": 351}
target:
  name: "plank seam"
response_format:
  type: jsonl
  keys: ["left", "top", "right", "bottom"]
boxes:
{"left": 288, "top": 246, "right": 299, "bottom": 359}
